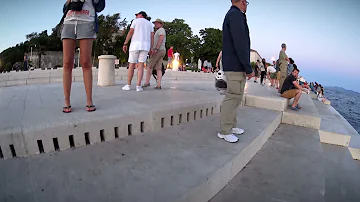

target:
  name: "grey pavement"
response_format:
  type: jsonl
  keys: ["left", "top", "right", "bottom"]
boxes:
{"left": 210, "top": 124, "right": 326, "bottom": 202}
{"left": 0, "top": 106, "right": 280, "bottom": 202}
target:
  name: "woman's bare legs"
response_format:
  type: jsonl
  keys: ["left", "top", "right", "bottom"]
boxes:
{"left": 62, "top": 39, "right": 76, "bottom": 108}
{"left": 79, "top": 39, "right": 94, "bottom": 107}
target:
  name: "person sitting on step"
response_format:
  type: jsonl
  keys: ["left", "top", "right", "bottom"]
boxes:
{"left": 280, "top": 68, "right": 309, "bottom": 111}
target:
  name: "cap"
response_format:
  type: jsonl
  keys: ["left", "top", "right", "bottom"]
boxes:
{"left": 152, "top": 18, "right": 164, "bottom": 24}
{"left": 135, "top": 11, "right": 148, "bottom": 18}
{"left": 281, "top": 43, "right": 287, "bottom": 48}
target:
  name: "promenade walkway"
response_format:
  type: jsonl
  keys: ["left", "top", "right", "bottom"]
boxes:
{"left": 0, "top": 74, "right": 359, "bottom": 202}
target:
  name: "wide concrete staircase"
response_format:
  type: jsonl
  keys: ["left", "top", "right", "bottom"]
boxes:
{"left": 1, "top": 79, "right": 359, "bottom": 202}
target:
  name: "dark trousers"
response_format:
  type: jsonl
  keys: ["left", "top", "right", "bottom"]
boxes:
{"left": 260, "top": 71, "right": 266, "bottom": 83}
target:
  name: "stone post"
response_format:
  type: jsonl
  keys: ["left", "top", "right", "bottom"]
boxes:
{"left": 97, "top": 55, "right": 116, "bottom": 86}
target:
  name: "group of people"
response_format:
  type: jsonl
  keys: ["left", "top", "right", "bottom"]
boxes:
{"left": 310, "top": 82, "right": 328, "bottom": 103}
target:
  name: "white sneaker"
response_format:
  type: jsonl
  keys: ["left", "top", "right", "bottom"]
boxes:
{"left": 217, "top": 133, "right": 239, "bottom": 143}
{"left": 136, "top": 86, "right": 143, "bottom": 92}
{"left": 122, "top": 85, "right": 131, "bottom": 91}
{"left": 232, "top": 128, "right": 245, "bottom": 135}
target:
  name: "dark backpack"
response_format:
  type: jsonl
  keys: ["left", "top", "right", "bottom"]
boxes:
{"left": 152, "top": 63, "right": 166, "bottom": 80}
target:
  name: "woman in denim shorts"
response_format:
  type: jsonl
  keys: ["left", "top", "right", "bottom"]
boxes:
{"left": 61, "top": 0, "right": 105, "bottom": 113}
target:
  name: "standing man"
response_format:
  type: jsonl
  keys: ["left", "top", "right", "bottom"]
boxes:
{"left": 143, "top": 19, "right": 166, "bottom": 89}
{"left": 278, "top": 43, "right": 290, "bottom": 92}
{"left": 167, "top": 46, "right": 174, "bottom": 69}
{"left": 122, "top": 11, "right": 154, "bottom": 92}
{"left": 218, "top": 0, "right": 253, "bottom": 143}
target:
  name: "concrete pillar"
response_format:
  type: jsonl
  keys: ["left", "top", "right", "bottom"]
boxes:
{"left": 97, "top": 55, "right": 116, "bottom": 86}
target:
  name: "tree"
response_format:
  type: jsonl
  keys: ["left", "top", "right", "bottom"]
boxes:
{"left": 164, "top": 19, "right": 194, "bottom": 62}
{"left": 194, "top": 28, "right": 222, "bottom": 64}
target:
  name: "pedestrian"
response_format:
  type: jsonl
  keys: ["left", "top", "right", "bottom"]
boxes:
{"left": 143, "top": 18, "right": 166, "bottom": 90}
{"left": 253, "top": 60, "right": 260, "bottom": 82}
{"left": 260, "top": 58, "right": 266, "bottom": 86}
{"left": 218, "top": 0, "right": 253, "bottom": 143}
{"left": 273, "top": 60, "right": 280, "bottom": 89}
{"left": 267, "top": 64, "right": 277, "bottom": 87}
{"left": 287, "top": 58, "right": 295, "bottom": 76}
{"left": 122, "top": 11, "right": 154, "bottom": 92}
{"left": 167, "top": 46, "right": 174, "bottom": 69}
{"left": 278, "top": 43, "right": 290, "bottom": 92}
{"left": 61, "top": 0, "right": 105, "bottom": 113}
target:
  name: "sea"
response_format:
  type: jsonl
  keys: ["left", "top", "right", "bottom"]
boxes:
{"left": 325, "top": 87, "right": 360, "bottom": 134}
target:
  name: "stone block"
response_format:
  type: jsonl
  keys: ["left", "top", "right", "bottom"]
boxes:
{"left": 6, "top": 79, "right": 27, "bottom": 87}
{"left": 282, "top": 111, "right": 321, "bottom": 129}
{"left": 349, "top": 136, "right": 360, "bottom": 161}
{"left": 319, "top": 130, "right": 351, "bottom": 147}
{"left": 26, "top": 78, "right": 50, "bottom": 85}
{"left": 74, "top": 76, "right": 84, "bottom": 82}
{"left": 0, "top": 127, "right": 27, "bottom": 159}
{"left": 245, "top": 94, "right": 287, "bottom": 112}
{"left": 50, "top": 77, "right": 63, "bottom": 83}
{"left": 0, "top": 81, "right": 6, "bottom": 87}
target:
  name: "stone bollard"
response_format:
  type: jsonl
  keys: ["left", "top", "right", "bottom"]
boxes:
{"left": 97, "top": 55, "right": 116, "bottom": 86}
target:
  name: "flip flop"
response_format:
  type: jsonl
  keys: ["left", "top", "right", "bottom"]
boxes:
{"left": 296, "top": 104, "right": 302, "bottom": 109}
{"left": 86, "top": 105, "right": 96, "bottom": 112}
{"left": 63, "top": 106, "right": 72, "bottom": 113}
{"left": 289, "top": 106, "right": 299, "bottom": 111}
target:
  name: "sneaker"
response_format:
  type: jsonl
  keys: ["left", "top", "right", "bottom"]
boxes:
{"left": 136, "top": 86, "right": 143, "bottom": 92}
{"left": 232, "top": 128, "right": 245, "bottom": 135}
{"left": 217, "top": 133, "right": 239, "bottom": 143}
{"left": 142, "top": 83, "right": 150, "bottom": 88}
{"left": 122, "top": 85, "right": 131, "bottom": 91}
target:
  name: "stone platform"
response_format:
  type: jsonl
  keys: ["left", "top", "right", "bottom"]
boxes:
{"left": 0, "top": 76, "right": 359, "bottom": 202}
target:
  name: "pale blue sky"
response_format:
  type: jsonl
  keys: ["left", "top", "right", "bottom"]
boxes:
{"left": 0, "top": 0, "right": 359, "bottom": 91}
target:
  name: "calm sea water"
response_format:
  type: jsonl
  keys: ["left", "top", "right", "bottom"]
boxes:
{"left": 325, "top": 87, "right": 360, "bottom": 134}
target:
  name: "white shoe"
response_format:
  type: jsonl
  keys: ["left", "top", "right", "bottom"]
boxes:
{"left": 136, "top": 86, "right": 143, "bottom": 92}
{"left": 232, "top": 128, "right": 245, "bottom": 135}
{"left": 217, "top": 133, "right": 239, "bottom": 143}
{"left": 122, "top": 85, "right": 131, "bottom": 91}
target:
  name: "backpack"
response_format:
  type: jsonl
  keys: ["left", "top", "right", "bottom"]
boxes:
{"left": 152, "top": 63, "right": 166, "bottom": 80}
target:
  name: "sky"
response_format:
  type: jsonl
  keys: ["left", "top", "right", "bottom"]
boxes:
{"left": 0, "top": 0, "right": 359, "bottom": 92}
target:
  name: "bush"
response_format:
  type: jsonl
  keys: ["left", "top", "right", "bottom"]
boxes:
{"left": 5, "top": 62, "right": 12, "bottom": 72}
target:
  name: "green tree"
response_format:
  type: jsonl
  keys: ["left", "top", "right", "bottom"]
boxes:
{"left": 194, "top": 28, "right": 222, "bottom": 64}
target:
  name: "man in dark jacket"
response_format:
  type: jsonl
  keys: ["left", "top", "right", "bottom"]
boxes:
{"left": 218, "top": 0, "right": 253, "bottom": 143}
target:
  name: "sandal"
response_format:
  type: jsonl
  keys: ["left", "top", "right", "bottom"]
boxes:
{"left": 296, "top": 104, "right": 302, "bottom": 109}
{"left": 289, "top": 106, "right": 299, "bottom": 111}
{"left": 86, "top": 105, "right": 96, "bottom": 112}
{"left": 63, "top": 106, "right": 72, "bottom": 113}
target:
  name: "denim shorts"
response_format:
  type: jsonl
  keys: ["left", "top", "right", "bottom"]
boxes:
{"left": 61, "top": 21, "right": 96, "bottom": 40}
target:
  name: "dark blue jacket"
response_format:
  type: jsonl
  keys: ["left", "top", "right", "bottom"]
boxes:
{"left": 63, "top": 0, "right": 105, "bottom": 33}
{"left": 222, "top": 6, "right": 252, "bottom": 74}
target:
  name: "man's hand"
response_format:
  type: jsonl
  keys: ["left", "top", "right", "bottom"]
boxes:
{"left": 122, "top": 45, "right": 127, "bottom": 53}
{"left": 246, "top": 72, "right": 254, "bottom": 80}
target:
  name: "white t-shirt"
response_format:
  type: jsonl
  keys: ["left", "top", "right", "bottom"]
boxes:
{"left": 64, "top": 0, "right": 95, "bottom": 23}
{"left": 174, "top": 52, "right": 180, "bottom": 60}
{"left": 129, "top": 18, "right": 154, "bottom": 52}
{"left": 267, "top": 66, "right": 276, "bottom": 73}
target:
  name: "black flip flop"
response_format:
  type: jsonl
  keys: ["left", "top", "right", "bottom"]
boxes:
{"left": 63, "top": 106, "right": 72, "bottom": 113}
{"left": 86, "top": 105, "right": 96, "bottom": 112}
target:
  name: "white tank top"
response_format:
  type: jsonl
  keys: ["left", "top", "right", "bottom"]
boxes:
{"left": 64, "top": 0, "right": 95, "bottom": 23}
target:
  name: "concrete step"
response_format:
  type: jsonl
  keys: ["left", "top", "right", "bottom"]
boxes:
{"left": 210, "top": 124, "right": 326, "bottom": 202}
{"left": 0, "top": 81, "right": 223, "bottom": 159}
{"left": 244, "top": 81, "right": 288, "bottom": 112}
{"left": 0, "top": 106, "right": 281, "bottom": 202}
{"left": 282, "top": 93, "right": 321, "bottom": 129}
{"left": 322, "top": 144, "right": 360, "bottom": 202}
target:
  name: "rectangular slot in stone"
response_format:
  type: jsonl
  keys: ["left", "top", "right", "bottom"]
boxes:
{"left": 9, "top": 145, "right": 16, "bottom": 157}
{"left": 171, "top": 116, "right": 174, "bottom": 126}
{"left": 69, "top": 135, "right": 75, "bottom": 148}
{"left": 187, "top": 112, "right": 190, "bottom": 122}
{"left": 0, "top": 146, "right": 3, "bottom": 159}
{"left": 194, "top": 111, "right": 197, "bottom": 120}
{"left": 206, "top": 108, "right": 209, "bottom": 116}
{"left": 211, "top": 107, "right": 214, "bottom": 115}
{"left": 85, "top": 132, "right": 90, "bottom": 145}
{"left": 53, "top": 138, "right": 60, "bottom": 151}
{"left": 140, "top": 122, "right": 144, "bottom": 133}
{"left": 128, "top": 124, "right": 132, "bottom": 136}
{"left": 100, "top": 129, "right": 105, "bottom": 142}
{"left": 161, "top": 118, "right": 165, "bottom": 128}
{"left": 114, "top": 127, "right": 119, "bottom": 138}
{"left": 200, "top": 110, "right": 203, "bottom": 118}
{"left": 37, "top": 140, "right": 44, "bottom": 153}
{"left": 179, "top": 114, "right": 182, "bottom": 124}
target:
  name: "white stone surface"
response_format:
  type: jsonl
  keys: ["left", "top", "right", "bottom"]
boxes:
{"left": 349, "top": 135, "right": 360, "bottom": 160}
{"left": 97, "top": 55, "right": 116, "bottom": 86}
